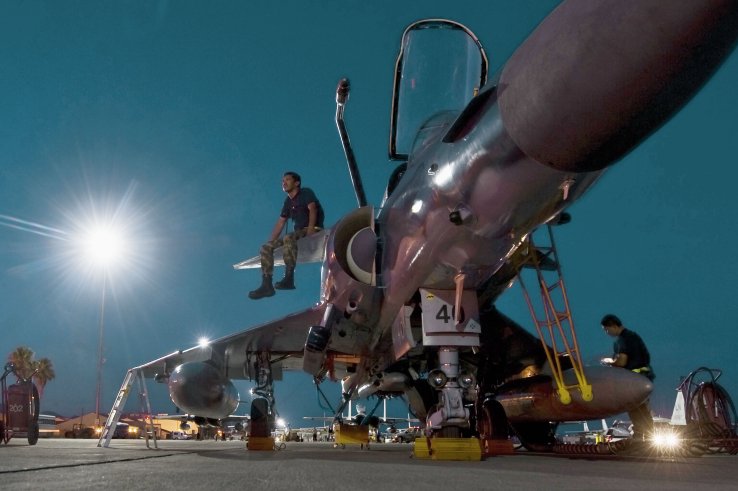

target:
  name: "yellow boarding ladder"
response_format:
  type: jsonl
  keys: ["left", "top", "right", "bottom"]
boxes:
{"left": 514, "top": 224, "right": 592, "bottom": 405}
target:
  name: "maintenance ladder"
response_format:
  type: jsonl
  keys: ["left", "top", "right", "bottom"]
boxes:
{"left": 515, "top": 224, "right": 592, "bottom": 405}
{"left": 97, "top": 367, "right": 158, "bottom": 448}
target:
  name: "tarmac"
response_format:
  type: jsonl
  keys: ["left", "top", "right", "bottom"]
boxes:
{"left": 1, "top": 438, "right": 737, "bottom": 491}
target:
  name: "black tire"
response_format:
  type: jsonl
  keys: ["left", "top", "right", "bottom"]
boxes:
{"left": 31, "top": 384, "right": 40, "bottom": 420}
{"left": 250, "top": 398, "right": 271, "bottom": 438}
{"left": 405, "top": 379, "right": 438, "bottom": 423}
{"left": 29, "top": 384, "right": 40, "bottom": 445}
{"left": 511, "top": 421, "right": 558, "bottom": 452}
{"left": 28, "top": 421, "right": 39, "bottom": 446}
{"left": 477, "top": 398, "right": 509, "bottom": 440}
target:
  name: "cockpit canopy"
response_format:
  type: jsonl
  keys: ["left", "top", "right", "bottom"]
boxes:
{"left": 389, "top": 19, "right": 488, "bottom": 161}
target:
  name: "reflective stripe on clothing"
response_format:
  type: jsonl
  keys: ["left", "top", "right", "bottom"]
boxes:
{"left": 631, "top": 366, "right": 655, "bottom": 381}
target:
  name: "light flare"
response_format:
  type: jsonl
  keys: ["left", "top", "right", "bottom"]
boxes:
{"left": 81, "top": 226, "right": 128, "bottom": 268}
{"left": 651, "top": 428, "right": 682, "bottom": 450}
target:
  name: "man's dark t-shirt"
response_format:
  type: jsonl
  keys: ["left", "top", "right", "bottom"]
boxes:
{"left": 613, "top": 328, "right": 654, "bottom": 378}
{"left": 280, "top": 187, "right": 324, "bottom": 231}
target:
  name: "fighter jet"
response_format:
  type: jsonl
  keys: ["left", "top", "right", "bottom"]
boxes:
{"left": 136, "top": 0, "right": 738, "bottom": 453}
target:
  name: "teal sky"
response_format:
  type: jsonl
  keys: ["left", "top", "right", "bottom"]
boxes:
{"left": 1, "top": 1, "right": 737, "bottom": 425}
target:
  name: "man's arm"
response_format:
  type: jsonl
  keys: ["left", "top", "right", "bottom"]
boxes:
{"left": 601, "top": 353, "right": 628, "bottom": 367}
{"left": 306, "top": 202, "right": 318, "bottom": 235}
{"left": 269, "top": 216, "right": 287, "bottom": 241}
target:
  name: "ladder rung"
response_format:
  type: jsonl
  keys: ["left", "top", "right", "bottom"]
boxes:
{"left": 546, "top": 282, "right": 561, "bottom": 293}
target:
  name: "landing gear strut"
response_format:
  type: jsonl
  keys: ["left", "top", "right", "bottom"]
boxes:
{"left": 412, "top": 286, "right": 484, "bottom": 460}
{"left": 425, "top": 347, "right": 473, "bottom": 437}
{"left": 248, "top": 352, "right": 277, "bottom": 448}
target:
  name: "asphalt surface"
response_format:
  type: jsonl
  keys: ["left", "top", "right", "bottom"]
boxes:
{"left": 1, "top": 439, "right": 737, "bottom": 490}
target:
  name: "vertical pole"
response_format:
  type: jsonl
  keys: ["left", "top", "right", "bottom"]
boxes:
{"left": 95, "top": 275, "right": 107, "bottom": 429}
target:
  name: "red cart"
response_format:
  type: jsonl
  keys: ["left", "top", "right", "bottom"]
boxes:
{"left": 1, "top": 363, "right": 40, "bottom": 445}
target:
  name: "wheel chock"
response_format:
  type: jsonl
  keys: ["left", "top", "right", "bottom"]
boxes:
{"left": 482, "top": 438, "right": 515, "bottom": 457}
{"left": 413, "top": 437, "right": 483, "bottom": 461}
{"left": 247, "top": 436, "right": 275, "bottom": 451}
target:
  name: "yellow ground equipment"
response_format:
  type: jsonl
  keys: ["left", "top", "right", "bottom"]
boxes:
{"left": 334, "top": 423, "right": 370, "bottom": 448}
{"left": 413, "top": 437, "right": 483, "bottom": 461}
{"left": 247, "top": 436, "right": 276, "bottom": 451}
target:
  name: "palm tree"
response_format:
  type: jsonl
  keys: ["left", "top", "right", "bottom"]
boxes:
{"left": 7, "top": 347, "right": 55, "bottom": 395}
{"left": 32, "top": 358, "right": 56, "bottom": 393}
{"left": 8, "top": 346, "right": 35, "bottom": 380}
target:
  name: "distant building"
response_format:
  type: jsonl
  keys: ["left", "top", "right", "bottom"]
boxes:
{"left": 57, "top": 412, "right": 102, "bottom": 438}
{"left": 127, "top": 413, "right": 198, "bottom": 440}
{"left": 51, "top": 411, "right": 201, "bottom": 440}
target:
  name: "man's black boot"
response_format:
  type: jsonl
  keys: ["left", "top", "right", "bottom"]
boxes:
{"left": 274, "top": 268, "right": 296, "bottom": 290}
{"left": 249, "top": 274, "right": 275, "bottom": 299}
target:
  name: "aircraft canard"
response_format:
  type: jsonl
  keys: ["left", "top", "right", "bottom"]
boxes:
{"left": 232, "top": 229, "right": 330, "bottom": 270}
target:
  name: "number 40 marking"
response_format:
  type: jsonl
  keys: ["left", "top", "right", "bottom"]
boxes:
{"left": 435, "top": 305, "right": 465, "bottom": 324}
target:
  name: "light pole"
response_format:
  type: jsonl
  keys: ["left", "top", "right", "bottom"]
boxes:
{"left": 94, "top": 275, "right": 107, "bottom": 429}
{"left": 82, "top": 225, "right": 125, "bottom": 431}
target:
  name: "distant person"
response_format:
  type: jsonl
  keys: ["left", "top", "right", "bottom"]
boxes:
{"left": 600, "top": 313, "right": 655, "bottom": 440}
{"left": 249, "top": 171, "right": 324, "bottom": 299}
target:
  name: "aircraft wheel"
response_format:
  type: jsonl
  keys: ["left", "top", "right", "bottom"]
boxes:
{"left": 27, "top": 421, "right": 39, "bottom": 446}
{"left": 437, "top": 426, "right": 462, "bottom": 438}
{"left": 477, "top": 399, "right": 509, "bottom": 440}
{"left": 511, "top": 421, "right": 558, "bottom": 452}
{"left": 405, "top": 379, "right": 438, "bottom": 423}
{"left": 250, "top": 398, "right": 270, "bottom": 438}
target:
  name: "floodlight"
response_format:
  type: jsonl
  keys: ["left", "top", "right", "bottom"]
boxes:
{"left": 83, "top": 226, "right": 126, "bottom": 267}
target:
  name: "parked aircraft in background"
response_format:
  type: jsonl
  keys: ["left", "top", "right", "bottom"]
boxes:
{"left": 155, "top": 412, "right": 250, "bottom": 432}
{"left": 557, "top": 419, "right": 625, "bottom": 445}
{"left": 137, "top": 0, "right": 738, "bottom": 453}
{"left": 303, "top": 402, "right": 419, "bottom": 431}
